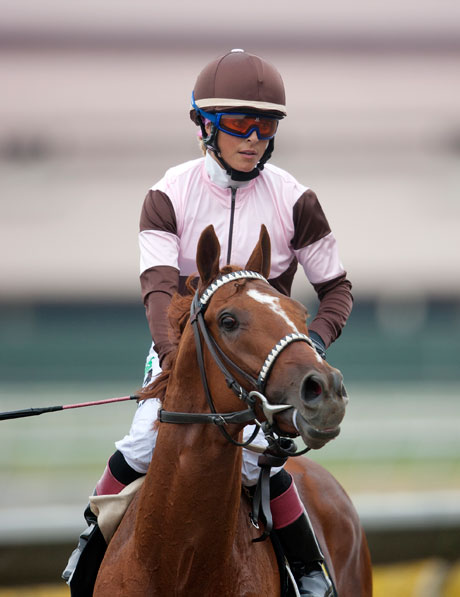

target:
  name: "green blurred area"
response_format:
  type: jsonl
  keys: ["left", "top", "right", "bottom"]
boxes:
{"left": 0, "top": 302, "right": 150, "bottom": 385}
{"left": 1, "top": 298, "right": 459, "bottom": 385}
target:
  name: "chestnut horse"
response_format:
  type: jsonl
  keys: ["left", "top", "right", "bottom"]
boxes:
{"left": 94, "top": 225, "right": 372, "bottom": 596}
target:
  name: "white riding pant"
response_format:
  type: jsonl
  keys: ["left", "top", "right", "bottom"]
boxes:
{"left": 115, "top": 344, "right": 284, "bottom": 486}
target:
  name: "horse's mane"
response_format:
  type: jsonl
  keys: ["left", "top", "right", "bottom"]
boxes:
{"left": 138, "top": 266, "right": 238, "bottom": 403}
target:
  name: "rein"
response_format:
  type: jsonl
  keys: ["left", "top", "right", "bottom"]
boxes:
{"left": 158, "top": 270, "right": 313, "bottom": 454}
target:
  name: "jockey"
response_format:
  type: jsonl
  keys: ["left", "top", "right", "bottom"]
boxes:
{"left": 63, "top": 49, "right": 352, "bottom": 597}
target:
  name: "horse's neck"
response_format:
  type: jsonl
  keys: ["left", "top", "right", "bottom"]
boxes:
{"left": 134, "top": 357, "right": 244, "bottom": 572}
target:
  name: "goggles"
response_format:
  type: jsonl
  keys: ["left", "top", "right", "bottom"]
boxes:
{"left": 192, "top": 93, "right": 279, "bottom": 140}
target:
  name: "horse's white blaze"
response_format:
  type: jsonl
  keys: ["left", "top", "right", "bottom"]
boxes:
{"left": 247, "top": 289, "right": 323, "bottom": 363}
{"left": 247, "top": 289, "right": 299, "bottom": 333}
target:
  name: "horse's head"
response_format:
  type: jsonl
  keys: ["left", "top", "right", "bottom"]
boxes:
{"left": 195, "top": 224, "right": 348, "bottom": 450}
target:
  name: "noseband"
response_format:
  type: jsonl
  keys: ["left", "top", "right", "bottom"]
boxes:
{"left": 158, "top": 270, "right": 314, "bottom": 450}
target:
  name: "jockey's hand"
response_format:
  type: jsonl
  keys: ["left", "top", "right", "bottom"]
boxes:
{"left": 309, "top": 331, "right": 326, "bottom": 360}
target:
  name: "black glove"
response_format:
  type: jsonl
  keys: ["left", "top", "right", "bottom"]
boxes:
{"left": 308, "top": 331, "right": 326, "bottom": 360}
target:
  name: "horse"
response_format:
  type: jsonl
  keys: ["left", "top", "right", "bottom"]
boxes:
{"left": 93, "top": 225, "right": 372, "bottom": 596}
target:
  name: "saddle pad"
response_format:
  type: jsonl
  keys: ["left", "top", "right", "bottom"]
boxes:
{"left": 89, "top": 476, "right": 145, "bottom": 543}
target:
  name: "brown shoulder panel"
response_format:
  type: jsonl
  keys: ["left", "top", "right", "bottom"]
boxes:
{"left": 291, "top": 190, "right": 331, "bottom": 250}
{"left": 268, "top": 257, "right": 298, "bottom": 297}
{"left": 139, "top": 189, "right": 177, "bottom": 234}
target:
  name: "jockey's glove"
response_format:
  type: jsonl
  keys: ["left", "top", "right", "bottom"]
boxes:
{"left": 309, "top": 331, "right": 327, "bottom": 360}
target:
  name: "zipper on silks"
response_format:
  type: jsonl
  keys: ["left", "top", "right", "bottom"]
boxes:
{"left": 226, "top": 186, "right": 237, "bottom": 265}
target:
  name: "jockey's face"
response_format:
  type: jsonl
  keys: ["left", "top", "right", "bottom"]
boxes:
{"left": 206, "top": 122, "right": 269, "bottom": 173}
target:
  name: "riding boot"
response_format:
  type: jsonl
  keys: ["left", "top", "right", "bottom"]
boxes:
{"left": 268, "top": 470, "right": 333, "bottom": 597}
{"left": 274, "top": 511, "right": 334, "bottom": 597}
{"left": 61, "top": 503, "right": 107, "bottom": 596}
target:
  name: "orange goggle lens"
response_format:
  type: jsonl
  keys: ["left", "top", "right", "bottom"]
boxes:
{"left": 218, "top": 114, "right": 278, "bottom": 139}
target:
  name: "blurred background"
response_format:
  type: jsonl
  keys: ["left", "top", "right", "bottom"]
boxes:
{"left": 1, "top": 0, "right": 459, "bottom": 594}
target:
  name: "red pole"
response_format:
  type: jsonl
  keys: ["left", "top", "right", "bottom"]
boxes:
{"left": 62, "top": 395, "right": 139, "bottom": 410}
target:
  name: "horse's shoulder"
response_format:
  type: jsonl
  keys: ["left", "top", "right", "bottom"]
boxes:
{"left": 286, "top": 457, "right": 355, "bottom": 514}
{"left": 287, "top": 456, "right": 338, "bottom": 482}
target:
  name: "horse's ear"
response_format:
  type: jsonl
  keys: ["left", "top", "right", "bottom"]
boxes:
{"left": 245, "top": 225, "right": 271, "bottom": 278}
{"left": 196, "top": 225, "right": 221, "bottom": 286}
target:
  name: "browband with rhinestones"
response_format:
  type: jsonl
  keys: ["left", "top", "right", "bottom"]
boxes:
{"left": 199, "top": 271, "right": 267, "bottom": 308}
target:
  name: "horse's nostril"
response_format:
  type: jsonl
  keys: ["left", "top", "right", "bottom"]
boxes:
{"left": 302, "top": 375, "right": 323, "bottom": 403}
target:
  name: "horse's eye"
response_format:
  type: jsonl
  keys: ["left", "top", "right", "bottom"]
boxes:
{"left": 219, "top": 314, "right": 238, "bottom": 331}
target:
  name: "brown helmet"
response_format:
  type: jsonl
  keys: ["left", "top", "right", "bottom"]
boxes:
{"left": 190, "top": 49, "right": 287, "bottom": 124}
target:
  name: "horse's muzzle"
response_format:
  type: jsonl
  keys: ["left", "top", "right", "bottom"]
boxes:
{"left": 296, "top": 367, "right": 348, "bottom": 449}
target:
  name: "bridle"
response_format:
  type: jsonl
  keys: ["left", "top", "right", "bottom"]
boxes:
{"left": 158, "top": 270, "right": 315, "bottom": 454}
